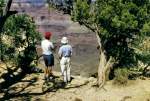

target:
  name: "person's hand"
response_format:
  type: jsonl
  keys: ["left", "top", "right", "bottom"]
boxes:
{"left": 52, "top": 43, "right": 57, "bottom": 51}
{"left": 59, "top": 57, "right": 62, "bottom": 59}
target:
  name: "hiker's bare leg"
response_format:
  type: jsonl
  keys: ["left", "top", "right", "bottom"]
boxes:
{"left": 47, "top": 66, "right": 53, "bottom": 77}
{"left": 50, "top": 66, "right": 53, "bottom": 75}
{"left": 44, "top": 67, "right": 49, "bottom": 79}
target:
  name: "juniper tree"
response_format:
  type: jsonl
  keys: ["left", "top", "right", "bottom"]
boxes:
{"left": 72, "top": 0, "right": 150, "bottom": 87}
{"left": 0, "top": 0, "right": 41, "bottom": 73}
{"left": 2, "top": 14, "right": 41, "bottom": 73}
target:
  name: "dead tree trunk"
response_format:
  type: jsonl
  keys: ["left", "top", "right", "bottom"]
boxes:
{"left": 81, "top": 22, "right": 115, "bottom": 88}
{"left": 95, "top": 33, "right": 114, "bottom": 88}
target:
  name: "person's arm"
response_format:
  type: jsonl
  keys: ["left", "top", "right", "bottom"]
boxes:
{"left": 58, "top": 47, "right": 62, "bottom": 59}
{"left": 70, "top": 45, "right": 73, "bottom": 56}
{"left": 50, "top": 42, "right": 54, "bottom": 50}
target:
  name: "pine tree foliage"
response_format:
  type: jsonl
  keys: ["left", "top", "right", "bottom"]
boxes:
{"left": 47, "top": 0, "right": 73, "bottom": 13}
{"left": 1, "top": 14, "right": 41, "bottom": 72}
{"left": 0, "top": 0, "right": 4, "bottom": 16}
{"left": 72, "top": 0, "right": 150, "bottom": 86}
{"left": 72, "top": 0, "right": 150, "bottom": 67}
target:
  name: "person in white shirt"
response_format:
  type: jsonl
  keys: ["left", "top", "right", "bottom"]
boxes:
{"left": 41, "top": 32, "right": 54, "bottom": 81}
{"left": 58, "top": 37, "right": 73, "bottom": 84}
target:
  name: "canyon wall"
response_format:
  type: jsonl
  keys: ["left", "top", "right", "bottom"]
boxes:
{"left": 11, "top": 2, "right": 99, "bottom": 77}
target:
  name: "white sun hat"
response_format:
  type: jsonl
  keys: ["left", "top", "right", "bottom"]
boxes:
{"left": 61, "top": 37, "right": 68, "bottom": 44}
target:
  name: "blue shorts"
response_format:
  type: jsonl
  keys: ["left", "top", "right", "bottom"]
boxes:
{"left": 43, "top": 54, "right": 54, "bottom": 67}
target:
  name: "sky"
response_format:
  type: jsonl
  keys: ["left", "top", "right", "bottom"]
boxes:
{"left": 13, "top": 0, "right": 46, "bottom": 6}
{"left": 13, "top": 0, "right": 45, "bottom": 3}
{"left": 12, "top": 0, "right": 70, "bottom": 7}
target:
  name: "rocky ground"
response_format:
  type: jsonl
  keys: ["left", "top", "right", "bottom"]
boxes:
{"left": 0, "top": 71, "right": 150, "bottom": 101}
{"left": 1, "top": 3, "right": 148, "bottom": 101}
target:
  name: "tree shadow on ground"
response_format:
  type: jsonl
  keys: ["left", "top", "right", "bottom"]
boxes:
{"left": 0, "top": 65, "right": 43, "bottom": 91}
{"left": 0, "top": 67, "right": 26, "bottom": 91}
{"left": 0, "top": 77, "right": 38, "bottom": 100}
{"left": 0, "top": 74, "right": 88, "bottom": 100}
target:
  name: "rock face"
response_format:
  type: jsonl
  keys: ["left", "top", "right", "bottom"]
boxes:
{"left": 10, "top": 3, "right": 99, "bottom": 77}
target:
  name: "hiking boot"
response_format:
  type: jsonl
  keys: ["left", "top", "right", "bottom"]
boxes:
{"left": 49, "top": 76, "right": 53, "bottom": 80}
{"left": 49, "top": 73, "right": 53, "bottom": 76}
{"left": 61, "top": 82, "right": 67, "bottom": 87}
{"left": 43, "top": 76, "right": 47, "bottom": 80}
{"left": 43, "top": 76, "right": 49, "bottom": 82}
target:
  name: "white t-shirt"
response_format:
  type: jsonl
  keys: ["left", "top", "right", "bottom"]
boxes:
{"left": 41, "top": 39, "right": 54, "bottom": 55}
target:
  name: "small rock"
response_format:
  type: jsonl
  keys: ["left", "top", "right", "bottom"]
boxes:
{"left": 68, "top": 89, "right": 77, "bottom": 94}
{"left": 71, "top": 78, "right": 88, "bottom": 86}
{"left": 74, "top": 97, "right": 82, "bottom": 101}
{"left": 88, "top": 77, "right": 97, "bottom": 82}
{"left": 147, "top": 66, "right": 150, "bottom": 70}
{"left": 0, "top": 93, "right": 4, "bottom": 98}
{"left": 88, "top": 77, "right": 97, "bottom": 86}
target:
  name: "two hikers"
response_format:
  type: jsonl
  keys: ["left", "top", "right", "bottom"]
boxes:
{"left": 41, "top": 32, "right": 72, "bottom": 84}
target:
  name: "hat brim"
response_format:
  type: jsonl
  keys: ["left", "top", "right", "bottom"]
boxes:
{"left": 61, "top": 40, "right": 68, "bottom": 44}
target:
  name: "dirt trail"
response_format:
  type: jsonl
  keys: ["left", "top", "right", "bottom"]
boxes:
{"left": 0, "top": 72, "right": 150, "bottom": 101}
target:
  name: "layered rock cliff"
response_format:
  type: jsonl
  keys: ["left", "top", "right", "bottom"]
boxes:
{"left": 10, "top": 2, "right": 99, "bottom": 77}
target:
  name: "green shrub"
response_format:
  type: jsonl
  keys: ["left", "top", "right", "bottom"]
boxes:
{"left": 114, "top": 68, "right": 129, "bottom": 85}
{"left": 1, "top": 14, "right": 41, "bottom": 73}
